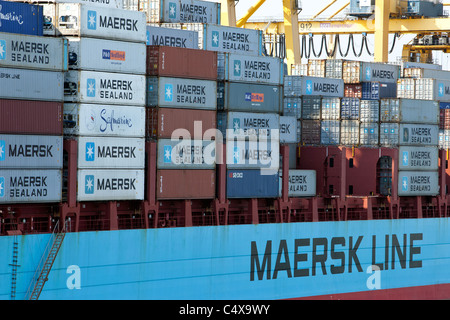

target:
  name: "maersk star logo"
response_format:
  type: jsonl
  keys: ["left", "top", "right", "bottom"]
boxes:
{"left": 87, "top": 79, "right": 96, "bottom": 97}
{"left": 85, "top": 175, "right": 95, "bottom": 194}
{"left": 168, "top": 2, "right": 177, "bottom": 19}
{"left": 86, "top": 142, "right": 95, "bottom": 161}
{"left": 233, "top": 118, "right": 240, "bottom": 133}
{"left": 233, "top": 60, "right": 241, "bottom": 77}
{"left": 305, "top": 80, "right": 313, "bottom": 94}
{"left": 0, "top": 177, "right": 4, "bottom": 198}
{"left": 87, "top": 10, "right": 97, "bottom": 30}
{"left": 439, "top": 83, "right": 444, "bottom": 97}
{"left": 164, "top": 145, "right": 172, "bottom": 163}
{"left": 233, "top": 147, "right": 239, "bottom": 164}
{"left": 402, "top": 176, "right": 408, "bottom": 192}
{"left": 212, "top": 31, "right": 219, "bottom": 47}
{"left": 0, "top": 140, "right": 5, "bottom": 161}
{"left": 402, "top": 151, "right": 409, "bottom": 166}
{"left": 164, "top": 84, "right": 173, "bottom": 102}
{"left": 0, "top": 40, "right": 6, "bottom": 60}
{"left": 365, "top": 66, "right": 372, "bottom": 81}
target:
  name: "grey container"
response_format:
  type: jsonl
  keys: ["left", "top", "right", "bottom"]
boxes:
{"left": 283, "top": 97, "right": 302, "bottom": 118}
{"left": 398, "top": 170, "right": 439, "bottom": 196}
{"left": 380, "top": 123, "right": 399, "bottom": 146}
{"left": 217, "top": 81, "right": 281, "bottom": 113}
{"left": 280, "top": 116, "right": 298, "bottom": 143}
{"left": 279, "top": 169, "right": 316, "bottom": 197}
{"left": 301, "top": 96, "right": 321, "bottom": 119}
{"left": 147, "top": 76, "right": 217, "bottom": 110}
{"left": 157, "top": 139, "right": 216, "bottom": 169}
{"left": 399, "top": 123, "right": 439, "bottom": 146}
{"left": 284, "top": 76, "right": 344, "bottom": 98}
{"left": 397, "top": 99, "right": 438, "bottom": 124}
{"left": 403, "top": 68, "right": 450, "bottom": 81}
{"left": 0, "top": 67, "right": 64, "bottom": 102}
{"left": 226, "top": 139, "right": 280, "bottom": 170}
{"left": 360, "top": 100, "right": 379, "bottom": 123}
{"left": 0, "top": 169, "right": 62, "bottom": 203}
{"left": 320, "top": 120, "right": 340, "bottom": 145}
{"left": 146, "top": 25, "right": 199, "bottom": 48}
{"left": 0, "top": 134, "right": 63, "bottom": 169}
{"left": 360, "top": 122, "right": 379, "bottom": 146}
{"left": 399, "top": 146, "right": 439, "bottom": 171}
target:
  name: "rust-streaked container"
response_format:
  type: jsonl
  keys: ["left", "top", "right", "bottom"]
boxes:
{"left": 147, "top": 108, "right": 217, "bottom": 140}
{"left": 301, "top": 120, "right": 321, "bottom": 145}
{"left": 0, "top": 99, "right": 63, "bottom": 135}
{"left": 344, "top": 84, "right": 362, "bottom": 98}
{"left": 157, "top": 169, "right": 216, "bottom": 199}
{"left": 146, "top": 46, "right": 218, "bottom": 80}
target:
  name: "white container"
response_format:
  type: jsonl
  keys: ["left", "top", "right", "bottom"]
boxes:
{"left": 403, "top": 68, "right": 450, "bottom": 81}
{"left": 0, "top": 68, "right": 64, "bottom": 102}
{"left": 0, "top": 32, "right": 68, "bottom": 71}
{"left": 279, "top": 116, "right": 297, "bottom": 144}
{"left": 67, "top": 37, "right": 146, "bottom": 74}
{"left": 360, "top": 100, "right": 379, "bottom": 123}
{"left": 398, "top": 171, "right": 439, "bottom": 196}
{"left": 307, "top": 59, "right": 325, "bottom": 78}
{"left": 399, "top": 123, "right": 439, "bottom": 146}
{"left": 0, "top": 169, "right": 62, "bottom": 203}
{"left": 56, "top": 3, "right": 146, "bottom": 43}
{"left": 399, "top": 146, "right": 439, "bottom": 171}
{"left": 64, "top": 70, "right": 146, "bottom": 106}
{"left": 77, "top": 169, "right": 144, "bottom": 201}
{"left": 321, "top": 97, "right": 340, "bottom": 120}
{"left": 279, "top": 169, "right": 316, "bottom": 197}
{"left": 0, "top": 134, "right": 62, "bottom": 168}
{"left": 360, "top": 122, "right": 379, "bottom": 146}
{"left": 380, "top": 99, "right": 400, "bottom": 122}
{"left": 320, "top": 120, "right": 340, "bottom": 145}
{"left": 156, "top": 139, "right": 216, "bottom": 169}
{"left": 414, "top": 78, "right": 450, "bottom": 101}
{"left": 146, "top": 25, "right": 198, "bottom": 48}
{"left": 63, "top": 103, "right": 145, "bottom": 137}
{"left": 397, "top": 78, "right": 415, "bottom": 99}
{"left": 77, "top": 136, "right": 145, "bottom": 168}
{"left": 340, "top": 120, "right": 360, "bottom": 146}
{"left": 379, "top": 123, "right": 399, "bottom": 146}
{"left": 155, "top": 0, "right": 220, "bottom": 24}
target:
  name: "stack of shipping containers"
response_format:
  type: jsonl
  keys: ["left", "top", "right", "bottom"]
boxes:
{"left": 57, "top": 2, "right": 147, "bottom": 202}
{"left": 0, "top": 1, "right": 66, "bottom": 205}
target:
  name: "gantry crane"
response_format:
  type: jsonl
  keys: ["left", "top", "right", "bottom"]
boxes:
{"left": 220, "top": 0, "right": 450, "bottom": 73}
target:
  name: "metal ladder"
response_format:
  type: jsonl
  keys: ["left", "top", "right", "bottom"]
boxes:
{"left": 10, "top": 237, "right": 20, "bottom": 300}
{"left": 26, "top": 221, "right": 66, "bottom": 300}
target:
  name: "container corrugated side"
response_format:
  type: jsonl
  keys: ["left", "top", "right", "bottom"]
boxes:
{"left": 146, "top": 25, "right": 199, "bottom": 48}
{"left": 146, "top": 46, "right": 217, "bottom": 80}
{"left": 64, "top": 70, "right": 146, "bottom": 106}
{"left": 77, "top": 136, "right": 145, "bottom": 168}
{"left": 0, "top": 169, "right": 62, "bottom": 203}
{"left": 279, "top": 169, "right": 316, "bottom": 197}
{"left": 396, "top": 99, "right": 439, "bottom": 124}
{"left": 56, "top": 4, "right": 146, "bottom": 43}
{"left": 398, "top": 171, "right": 439, "bottom": 196}
{"left": 226, "top": 139, "right": 279, "bottom": 170}
{"left": 284, "top": 76, "right": 344, "bottom": 98}
{"left": 401, "top": 61, "right": 441, "bottom": 75}
{"left": 399, "top": 123, "right": 439, "bottom": 146}
{"left": 77, "top": 169, "right": 144, "bottom": 201}
{"left": 279, "top": 116, "right": 297, "bottom": 143}
{"left": 67, "top": 37, "right": 146, "bottom": 74}
{"left": 403, "top": 68, "right": 450, "bottom": 80}
{"left": 156, "top": 139, "right": 215, "bottom": 169}
{"left": 150, "top": 0, "right": 220, "bottom": 24}
{"left": 217, "top": 111, "right": 279, "bottom": 141}
{"left": 0, "top": 100, "right": 63, "bottom": 135}
{"left": 414, "top": 78, "right": 450, "bottom": 101}
{"left": 343, "top": 61, "right": 399, "bottom": 84}
{"left": 0, "top": 1, "right": 43, "bottom": 36}
{"left": 147, "top": 76, "right": 217, "bottom": 109}
{"left": 226, "top": 169, "right": 279, "bottom": 198}
{"left": 399, "top": 146, "right": 439, "bottom": 171}
{"left": 0, "top": 134, "right": 62, "bottom": 168}
{"left": 0, "top": 32, "right": 68, "bottom": 71}
{"left": 0, "top": 68, "right": 63, "bottom": 102}
{"left": 63, "top": 103, "right": 145, "bottom": 137}
{"left": 157, "top": 169, "right": 215, "bottom": 199}
{"left": 34, "top": 0, "right": 123, "bottom": 8}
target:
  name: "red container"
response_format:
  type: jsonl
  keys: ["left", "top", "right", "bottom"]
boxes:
{"left": 301, "top": 120, "right": 321, "bottom": 145}
{"left": 0, "top": 99, "right": 63, "bottom": 135}
{"left": 440, "top": 109, "right": 450, "bottom": 129}
{"left": 147, "top": 108, "right": 217, "bottom": 140}
{"left": 157, "top": 169, "right": 216, "bottom": 200}
{"left": 146, "top": 46, "right": 218, "bottom": 80}
{"left": 344, "top": 84, "right": 362, "bottom": 98}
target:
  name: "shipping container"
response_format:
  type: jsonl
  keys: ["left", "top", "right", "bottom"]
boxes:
{"left": 399, "top": 123, "right": 439, "bottom": 146}
{"left": 217, "top": 81, "right": 281, "bottom": 113}
{"left": 387, "top": 99, "right": 439, "bottom": 124}
{"left": 146, "top": 46, "right": 217, "bottom": 80}
{"left": 0, "top": 32, "right": 68, "bottom": 71}
{"left": 360, "top": 122, "right": 379, "bottom": 146}
{"left": 379, "top": 123, "right": 399, "bottom": 146}
{"left": 0, "top": 1, "right": 43, "bottom": 36}
{"left": 147, "top": 76, "right": 216, "bottom": 109}
{"left": 146, "top": 0, "right": 220, "bottom": 24}
{"left": 0, "top": 134, "right": 62, "bottom": 168}
{"left": 321, "top": 97, "right": 340, "bottom": 120}
{"left": 361, "top": 82, "right": 397, "bottom": 100}
{"left": 217, "top": 111, "right": 279, "bottom": 141}
{"left": 35, "top": 0, "right": 123, "bottom": 7}
{"left": 344, "top": 83, "right": 362, "bottom": 98}
{"left": 380, "top": 99, "right": 400, "bottom": 122}
{"left": 226, "top": 169, "right": 279, "bottom": 198}
{"left": 0, "top": 67, "right": 64, "bottom": 102}
{"left": 279, "top": 116, "right": 297, "bottom": 143}
{"left": 290, "top": 63, "right": 308, "bottom": 76}
{"left": 439, "top": 129, "right": 450, "bottom": 149}
{"left": 307, "top": 59, "right": 325, "bottom": 78}
{"left": 0, "top": 100, "right": 63, "bottom": 135}
{"left": 325, "top": 59, "right": 343, "bottom": 79}
{"left": 283, "top": 97, "right": 301, "bottom": 118}
{"left": 156, "top": 139, "right": 216, "bottom": 169}
{"left": 77, "top": 136, "right": 145, "bottom": 168}
{"left": 279, "top": 169, "right": 316, "bottom": 197}
{"left": 342, "top": 61, "right": 399, "bottom": 84}
{"left": 219, "top": 53, "right": 283, "bottom": 85}
{"left": 301, "top": 96, "right": 321, "bottom": 119}
{"left": 67, "top": 37, "right": 146, "bottom": 74}
{"left": 320, "top": 120, "right": 340, "bottom": 145}
{"left": 340, "top": 120, "right": 360, "bottom": 146}
{"left": 440, "top": 101, "right": 450, "bottom": 109}
{"left": 413, "top": 78, "right": 450, "bottom": 101}
{"left": 146, "top": 25, "right": 198, "bottom": 48}
{"left": 42, "top": 3, "right": 57, "bottom": 36}
{"left": 398, "top": 170, "right": 439, "bottom": 196}
{"left": 360, "top": 100, "right": 379, "bottom": 122}
{"left": 157, "top": 169, "right": 215, "bottom": 199}
{"left": 226, "top": 139, "right": 279, "bottom": 170}
{"left": 64, "top": 70, "right": 146, "bottom": 106}
{"left": 401, "top": 61, "right": 441, "bottom": 75}
{"left": 397, "top": 78, "right": 416, "bottom": 99}
{"left": 341, "top": 98, "right": 360, "bottom": 120}
{"left": 63, "top": 103, "right": 145, "bottom": 137}
{"left": 440, "top": 108, "right": 450, "bottom": 129}
{"left": 77, "top": 169, "right": 144, "bottom": 201}
{"left": 399, "top": 146, "right": 439, "bottom": 171}
{"left": 0, "top": 169, "right": 62, "bottom": 203}
{"left": 147, "top": 107, "right": 216, "bottom": 140}
{"left": 55, "top": 3, "right": 146, "bottom": 42}
{"left": 403, "top": 68, "right": 450, "bottom": 80}
{"left": 301, "top": 120, "right": 321, "bottom": 145}
{"left": 284, "top": 76, "right": 344, "bottom": 98}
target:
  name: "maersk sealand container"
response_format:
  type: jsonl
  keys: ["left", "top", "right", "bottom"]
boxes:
{"left": 0, "top": 0, "right": 43, "bottom": 36}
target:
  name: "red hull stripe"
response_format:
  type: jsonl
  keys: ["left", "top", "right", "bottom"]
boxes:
{"left": 289, "top": 283, "right": 450, "bottom": 300}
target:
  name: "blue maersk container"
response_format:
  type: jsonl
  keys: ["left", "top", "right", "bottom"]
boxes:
{"left": 226, "top": 169, "right": 279, "bottom": 198}
{"left": 0, "top": 0, "right": 43, "bottom": 36}
{"left": 361, "top": 82, "right": 397, "bottom": 100}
